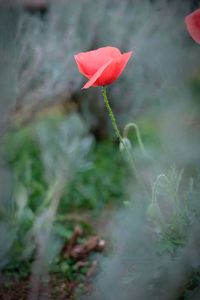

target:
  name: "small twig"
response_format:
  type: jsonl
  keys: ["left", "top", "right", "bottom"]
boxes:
{"left": 62, "top": 226, "right": 82, "bottom": 258}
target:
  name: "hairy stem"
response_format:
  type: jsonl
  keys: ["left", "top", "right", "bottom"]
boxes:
{"left": 101, "top": 86, "right": 123, "bottom": 144}
{"left": 101, "top": 86, "right": 147, "bottom": 195}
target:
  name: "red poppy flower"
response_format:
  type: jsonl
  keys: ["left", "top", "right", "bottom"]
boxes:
{"left": 74, "top": 46, "right": 132, "bottom": 89}
{"left": 185, "top": 9, "right": 200, "bottom": 44}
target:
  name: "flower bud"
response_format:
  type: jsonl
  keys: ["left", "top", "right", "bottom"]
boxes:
{"left": 119, "top": 137, "right": 131, "bottom": 152}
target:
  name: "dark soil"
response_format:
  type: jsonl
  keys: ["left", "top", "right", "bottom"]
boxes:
{"left": 0, "top": 275, "right": 81, "bottom": 300}
{"left": 0, "top": 210, "right": 112, "bottom": 300}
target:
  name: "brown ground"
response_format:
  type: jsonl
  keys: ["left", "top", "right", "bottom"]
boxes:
{"left": 0, "top": 274, "right": 86, "bottom": 300}
{"left": 0, "top": 210, "right": 113, "bottom": 300}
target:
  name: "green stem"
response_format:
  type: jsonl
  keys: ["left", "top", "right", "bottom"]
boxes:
{"left": 101, "top": 86, "right": 123, "bottom": 144}
{"left": 101, "top": 86, "right": 147, "bottom": 195}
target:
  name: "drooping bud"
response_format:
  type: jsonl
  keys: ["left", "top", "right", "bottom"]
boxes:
{"left": 119, "top": 137, "right": 131, "bottom": 153}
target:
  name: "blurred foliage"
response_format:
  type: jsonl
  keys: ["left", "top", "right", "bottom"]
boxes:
{"left": 63, "top": 141, "right": 127, "bottom": 211}
{"left": 0, "top": 113, "right": 128, "bottom": 279}
{"left": 4, "top": 114, "right": 127, "bottom": 212}
{"left": 89, "top": 166, "right": 200, "bottom": 300}
{"left": 147, "top": 166, "right": 191, "bottom": 254}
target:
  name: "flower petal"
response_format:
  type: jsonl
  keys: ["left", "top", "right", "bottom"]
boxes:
{"left": 94, "top": 51, "right": 133, "bottom": 86}
{"left": 82, "top": 59, "right": 113, "bottom": 89}
{"left": 185, "top": 9, "right": 200, "bottom": 44}
{"left": 74, "top": 46, "right": 121, "bottom": 77}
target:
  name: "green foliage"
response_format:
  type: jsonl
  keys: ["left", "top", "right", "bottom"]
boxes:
{"left": 1, "top": 112, "right": 200, "bottom": 297}
{"left": 4, "top": 116, "right": 127, "bottom": 212}
{"left": 0, "top": 113, "right": 127, "bottom": 280}
{"left": 63, "top": 141, "right": 127, "bottom": 211}
{"left": 4, "top": 127, "right": 46, "bottom": 212}
{"left": 147, "top": 166, "right": 198, "bottom": 256}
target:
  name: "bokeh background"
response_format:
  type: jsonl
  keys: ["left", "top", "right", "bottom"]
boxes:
{"left": 1, "top": 0, "right": 200, "bottom": 299}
